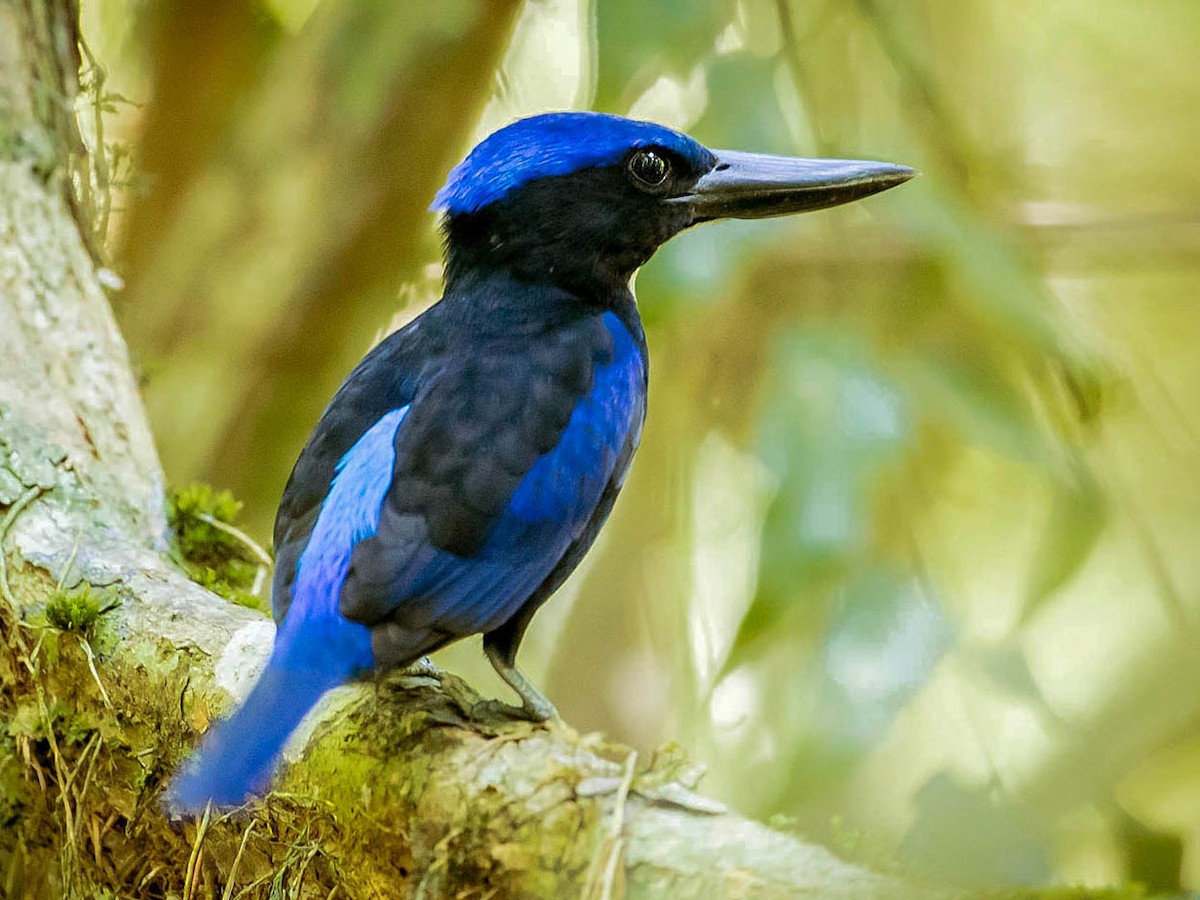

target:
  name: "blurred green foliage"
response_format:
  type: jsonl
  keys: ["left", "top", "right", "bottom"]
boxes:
{"left": 83, "top": 0, "right": 1200, "bottom": 892}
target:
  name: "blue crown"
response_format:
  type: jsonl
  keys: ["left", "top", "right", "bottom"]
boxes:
{"left": 432, "top": 112, "right": 713, "bottom": 216}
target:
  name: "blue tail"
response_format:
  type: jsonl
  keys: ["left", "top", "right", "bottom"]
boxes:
{"left": 168, "top": 400, "right": 396, "bottom": 813}
{"left": 166, "top": 653, "right": 347, "bottom": 812}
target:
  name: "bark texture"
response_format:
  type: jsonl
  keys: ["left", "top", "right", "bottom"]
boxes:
{"left": 0, "top": 1, "right": 935, "bottom": 896}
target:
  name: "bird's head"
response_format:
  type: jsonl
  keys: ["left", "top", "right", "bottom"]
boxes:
{"left": 434, "top": 112, "right": 913, "bottom": 296}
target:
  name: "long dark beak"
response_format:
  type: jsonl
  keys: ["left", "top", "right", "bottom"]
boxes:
{"left": 675, "top": 150, "right": 915, "bottom": 222}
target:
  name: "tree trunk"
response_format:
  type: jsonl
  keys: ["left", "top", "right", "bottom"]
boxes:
{"left": 0, "top": 2, "right": 937, "bottom": 897}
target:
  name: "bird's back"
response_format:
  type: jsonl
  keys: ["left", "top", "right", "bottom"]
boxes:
{"left": 271, "top": 277, "right": 648, "bottom": 672}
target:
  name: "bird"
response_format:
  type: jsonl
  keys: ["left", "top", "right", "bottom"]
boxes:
{"left": 167, "top": 111, "right": 913, "bottom": 811}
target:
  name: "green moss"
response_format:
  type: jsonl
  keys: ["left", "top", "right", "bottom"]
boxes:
{"left": 167, "top": 483, "right": 269, "bottom": 613}
{"left": 168, "top": 482, "right": 247, "bottom": 568}
{"left": 642, "top": 741, "right": 706, "bottom": 789}
{"left": 0, "top": 624, "right": 238, "bottom": 898}
{"left": 43, "top": 583, "right": 116, "bottom": 634}
{"left": 185, "top": 563, "right": 264, "bottom": 611}
{"left": 6, "top": 697, "right": 96, "bottom": 748}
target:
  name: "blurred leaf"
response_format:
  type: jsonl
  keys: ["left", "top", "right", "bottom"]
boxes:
{"left": 264, "top": 0, "right": 324, "bottom": 32}
{"left": 902, "top": 185, "right": 1085, "bottom": 371}
{"left": 692, "top": 54, "right": 797, "bottom": 153}
{"left": 750, "top": 569, "right": 952, "bottom": 807}
{"left": 728, "top": 330, "right": 911, "bottom": 662}
{"left": 819, "top": 570, "right": 952, "bottom": 747}
{"left": 898, "top": 351, "right": 1051, "bottom": 466}
{"left": 1022, "top": 464, "right": 1106, "bottom": 623}
{"left": 850, "top": 0, "right": 976, "bottom": 181}
{"left": 1115, "top": 807, "right": 1184, "bottom": 895}
{"left": 636, "top": 217, "right": 781, "bottom": 323}
{"left": 977, "top": 644, "right": 1042, "bottom": 704}
{"left": 592, "top": 0, "right": 733, "bottom": 112}
{"left": 973, "top": 642, "right": 1062, "bottom": 727}
{"left": 117, "top": 1, "right": 283, "bottom": 276}
{"left": 902, "top": 771, "right": 1051, "bottom": 887}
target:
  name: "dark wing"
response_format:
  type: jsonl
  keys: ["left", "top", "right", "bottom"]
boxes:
{"left": 271, "top": 316, "right": 441, "bottom": 625}
{"left": 482, "top": 383, "right": 646, "bottom": 665}
{"left": 339, "top": 312, "right": 644, "bottom": 668}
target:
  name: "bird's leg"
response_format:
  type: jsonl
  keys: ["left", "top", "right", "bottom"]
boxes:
{"left": 482, "top": 637, "right": 560, "bottom": 722}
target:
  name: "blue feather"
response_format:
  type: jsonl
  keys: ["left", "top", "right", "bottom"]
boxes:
{"left": 275, "top": 406, "right": 410, "bottom": 669}
{"left": 432, "top": 112, "right": 714, "bottom": 215}
{"left": 167, "top": 407, "right": 408, "bottom": 811}
{"left": 165, "top": 659, "right": 339, "bottom": 810}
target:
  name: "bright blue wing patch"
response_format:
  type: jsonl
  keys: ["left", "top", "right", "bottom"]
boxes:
{"left": 276, "top": 406, "right": 410, "bottom": 672}
{"left": 433, "top": 112, "right": 714, "bottom": 215}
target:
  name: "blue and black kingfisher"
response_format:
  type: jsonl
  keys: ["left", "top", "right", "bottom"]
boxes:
{"left": 169, "top": 111, "right": 913, "bottom": 810}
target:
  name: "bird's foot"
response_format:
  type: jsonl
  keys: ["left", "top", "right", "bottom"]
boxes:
{"left": 516, "top": 688, "right": 559, "bottom": 723}
{"left": 470, "top": 694, "right": 560, "bottom": 725}
{"left": 481, "top": 642, "right": 562, "bottom": 724}
{"left": 400, "top": 656, "right": 440, "bottom": 678}
{"left": 390, "top": 656, "right": 442, "bottom": 691}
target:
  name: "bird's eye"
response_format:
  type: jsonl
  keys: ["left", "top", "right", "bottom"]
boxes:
{"left": 628, "top": 149, "right": 670, "bottom": 188}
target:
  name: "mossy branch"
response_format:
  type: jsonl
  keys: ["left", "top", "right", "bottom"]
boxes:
{"left": 1, "top": 404, "right": 933, "bottom": 899}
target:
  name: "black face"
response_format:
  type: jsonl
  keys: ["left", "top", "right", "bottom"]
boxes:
{"left": 443, "top": 143, "right": 716, "bottom": 299}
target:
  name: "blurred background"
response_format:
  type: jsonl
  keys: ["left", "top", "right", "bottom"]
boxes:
{"left": 80, "top": 0, "right": 1200, "bottom": 892}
